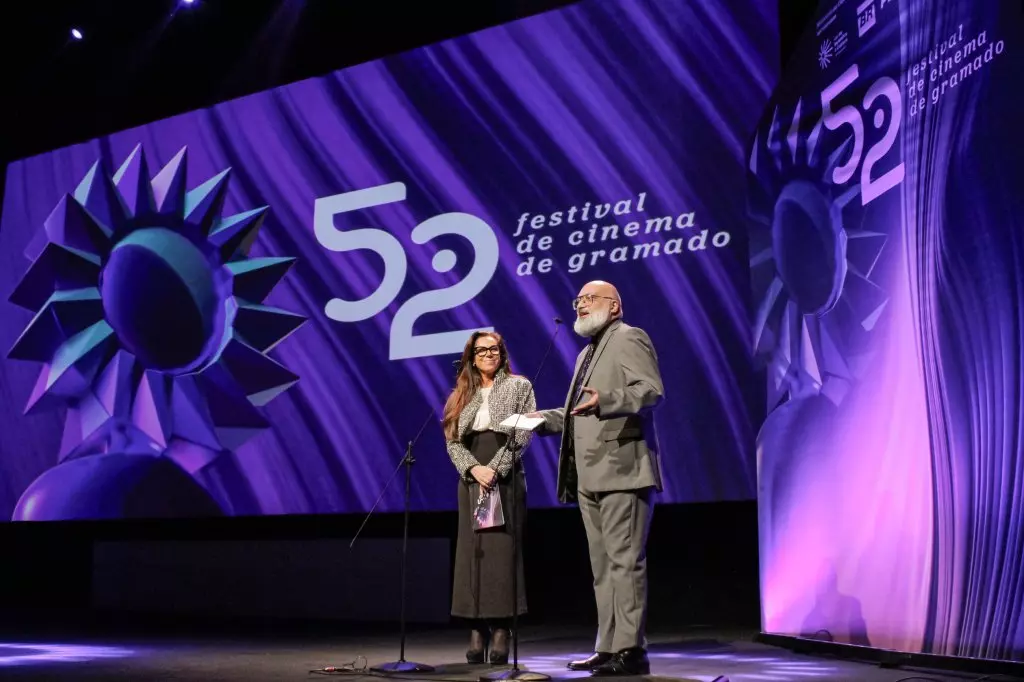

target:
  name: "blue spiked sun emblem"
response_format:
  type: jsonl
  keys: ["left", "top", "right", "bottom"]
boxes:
{"left": 6, "top": 145, "right": 305, "bottom": 519}
{"left": 746, "top": 100, "right": 890, "bottom": 411}
{"left": 746, "top": 98, "right": 897, "bottom": 566}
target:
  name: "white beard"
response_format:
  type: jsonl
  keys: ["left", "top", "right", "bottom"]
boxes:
{"left": 574, "top": 308, "right": 610, "bottom": 337}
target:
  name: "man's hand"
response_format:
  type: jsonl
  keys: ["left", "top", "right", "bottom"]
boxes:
{"left": 526, "top": 412, "right": 542, "bottom": 418}
{"left": 471, "top": 465, "right": 497, "bottom": 491}
{"left": 571, "top": 387, "right": 600, "bottom": 416}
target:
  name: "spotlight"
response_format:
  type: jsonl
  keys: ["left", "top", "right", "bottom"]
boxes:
{"left": 70, "top": 28, "right": 83, "bottom": 40}
{"left": 182, "top": 0, "right": 196, "bottom": 4}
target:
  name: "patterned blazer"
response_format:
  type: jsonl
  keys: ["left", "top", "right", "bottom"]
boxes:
{"left": 446, "top": 370, "right": 537, "bottom": 480}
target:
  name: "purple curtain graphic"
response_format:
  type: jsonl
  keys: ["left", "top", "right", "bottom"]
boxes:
{"left": 750, "top": 0, "right": 1024, "bottom": 661}
{"left": 0, "top": 0, "right": 778, "bottom": 519}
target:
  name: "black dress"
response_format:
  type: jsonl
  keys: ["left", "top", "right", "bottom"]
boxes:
{"left": 451, "top": 429, "right": 527, "bottom": 619}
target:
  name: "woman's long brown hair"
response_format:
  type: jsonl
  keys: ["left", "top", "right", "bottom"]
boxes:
{"left": 442, "top": 331, "right": 515, "bottom": 441}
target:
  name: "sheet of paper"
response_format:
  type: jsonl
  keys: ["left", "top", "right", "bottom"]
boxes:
{"left": 499, "top": 414, "right": 544, "bottom": 431}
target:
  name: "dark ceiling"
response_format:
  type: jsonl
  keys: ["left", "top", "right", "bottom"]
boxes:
{"left": 0, "top": 0, "right": 584, "bottom": 165}
{"left": 0, "top": 0, "right": 817, "bottom": 168}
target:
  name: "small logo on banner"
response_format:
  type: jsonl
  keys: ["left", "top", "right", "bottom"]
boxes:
{"left": 819, "top": 30, "right": 849, "bottom": 70}
{"left": 857, "top": 0, "right": 877, "bottom": 37}
{"left": 818, "top": 38, "right": 833, "bottom": 69}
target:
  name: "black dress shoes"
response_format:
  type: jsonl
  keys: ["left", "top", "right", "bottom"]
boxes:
{"left": 567, "top": 652, "right": 614, "bottom": 671}
{"left": 591, "top": 647, "right": 650, "bottom": 676}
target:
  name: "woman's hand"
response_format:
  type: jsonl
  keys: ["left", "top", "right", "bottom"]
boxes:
{"left": 470, "top": 465, "right": 497, "bottom": 491}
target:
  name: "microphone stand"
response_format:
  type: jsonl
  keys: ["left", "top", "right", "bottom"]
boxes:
{"left": 343, "top": 408, "right": 437, "bottom": 674}
{"left": 480, "top": 318, "right": 562, "bottom": 682}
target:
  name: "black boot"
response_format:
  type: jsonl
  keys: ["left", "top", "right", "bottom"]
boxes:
{"left": 467, "top": 627, "right": 489, "bottom": 664}
{"left": 489, "top": 626, "right": 510, "bottom": 665}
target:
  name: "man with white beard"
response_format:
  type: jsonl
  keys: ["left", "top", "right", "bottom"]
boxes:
{"left": 529, "top": 280, "right": 665, "bottom": 676}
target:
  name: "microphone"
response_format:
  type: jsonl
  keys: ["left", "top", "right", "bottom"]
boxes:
{"left": 349, "top": 407, "right": 436, "bottom": 550}
{"left": 453, "top": 319, "right": 561, "bottom": 379}
{"left": 486, "top": 316, "right": 563, "bottom": 674}
{"left": 490, "top": 317, "right": 563, "bottom": 472}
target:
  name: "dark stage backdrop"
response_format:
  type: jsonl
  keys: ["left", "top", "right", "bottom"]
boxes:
{"left": 749, "top": 0, "right": 1024, "bottom": 662}
{"left": 0, "top": 0, "right": 778, "bottom": 520}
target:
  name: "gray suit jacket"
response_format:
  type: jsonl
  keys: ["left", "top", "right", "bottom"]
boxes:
{"left": 537, "top": 319, "right": 665, "bottom": 503}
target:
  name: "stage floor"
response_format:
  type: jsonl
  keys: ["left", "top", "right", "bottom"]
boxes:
{"left": 0, "top": 623, "right": 990, "bottom": 682}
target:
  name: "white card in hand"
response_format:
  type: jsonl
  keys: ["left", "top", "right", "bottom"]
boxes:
{"left": 499, "top": 414, "right": 544, "bottom": 431}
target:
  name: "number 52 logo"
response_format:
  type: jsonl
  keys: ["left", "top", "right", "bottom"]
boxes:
{"left": 313, "top": 182, "right": 500, "bottom": 361}
{"left": 820, "top": 63, "right": 904, "bottom": 205}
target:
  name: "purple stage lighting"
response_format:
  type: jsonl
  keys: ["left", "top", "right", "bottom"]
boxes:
{"left": 70, "top": 28, "right": 83, "bottom": 40}
{"left": 0, "top": 642, "right": 135, "bottom": 667}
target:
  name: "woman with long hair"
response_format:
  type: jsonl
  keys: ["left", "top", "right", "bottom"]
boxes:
{"left": 442, "top": 330, "right": 535, "bottom": 665}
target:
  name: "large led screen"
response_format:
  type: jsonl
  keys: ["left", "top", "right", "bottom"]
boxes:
{"left": 750, "top": 0, "right": 1024, "bottom": 662}
{"left": 0, "top": 0, "right": 778, "bottom": 519}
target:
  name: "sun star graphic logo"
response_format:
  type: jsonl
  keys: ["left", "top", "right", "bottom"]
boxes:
{"left": 6, "top": 145, "right": 306, "bottom": 471}
{"left": 746, "top": 98, "right": 889, "bottom": 411}
{"left": 818, "top": 38, "right": 834, "bottom": 69}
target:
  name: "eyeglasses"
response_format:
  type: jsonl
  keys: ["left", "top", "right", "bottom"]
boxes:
{"left": 572, "top": 294, "right": 617, "bottom": 310}
{"left": 473, "top": 346, "right": 501, "bottom": 357}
